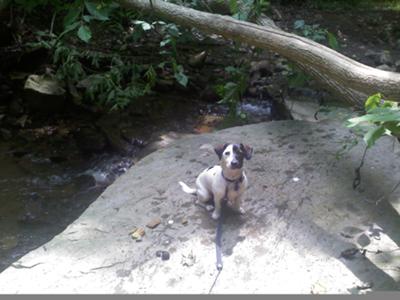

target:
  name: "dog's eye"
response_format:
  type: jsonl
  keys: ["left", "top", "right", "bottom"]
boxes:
{"left": 224, "top": 151, "right": 230, "bottom": 156}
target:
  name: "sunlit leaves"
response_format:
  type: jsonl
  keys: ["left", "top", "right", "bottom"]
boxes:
{"left": 346, "top": 93, "right": 400, "bottom": 148}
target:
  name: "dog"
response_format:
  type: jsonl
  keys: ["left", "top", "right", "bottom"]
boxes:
{"left": 179, "top": 143, "right": 253, "bottom": 220}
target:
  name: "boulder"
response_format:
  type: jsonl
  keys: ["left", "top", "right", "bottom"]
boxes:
{"left": 23, "top": 74, "right": 66, "bottom": 115}
{"left": 0, "top": 120, "right": 400, "bottom": 293}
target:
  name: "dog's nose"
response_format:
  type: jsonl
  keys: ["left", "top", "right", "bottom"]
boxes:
{"left": 231, "top": 161, "right": 239, "bottom": 168}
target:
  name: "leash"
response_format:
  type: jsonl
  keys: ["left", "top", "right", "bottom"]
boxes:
{"left": 215, "top": 204, "right": 224, "bottom": 271}
{"left": 207, "top": 172, "right": 244, "bottom": 293}
{"left": 209, "top": 184, "right": 231, "bottom": 294}
{"left": 208, "top": 201, "right": 224, "bottom": 293}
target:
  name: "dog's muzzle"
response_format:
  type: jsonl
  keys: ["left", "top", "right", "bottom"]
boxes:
{"left": 230, "top": 161, "right": 241, "bottom": 169}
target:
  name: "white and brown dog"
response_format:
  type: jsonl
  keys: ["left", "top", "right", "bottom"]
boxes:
{"left": 179, "top": 143, "right": 253, "bottom": 220}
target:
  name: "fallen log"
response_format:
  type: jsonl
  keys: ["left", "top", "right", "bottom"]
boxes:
{"left": 120, "top": 0, "right": 400, "bottom": 107}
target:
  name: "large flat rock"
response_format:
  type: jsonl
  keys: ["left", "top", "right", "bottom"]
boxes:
{"left": 1, "top": 120, "right": 400, "bottom": 294}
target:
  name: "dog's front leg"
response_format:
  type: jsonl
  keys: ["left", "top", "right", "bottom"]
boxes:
{"left": 231, "top": 196, "right": 245, "bottom": 215}
{"left": 212, "top": 193, "right": 225, "bottom": 220}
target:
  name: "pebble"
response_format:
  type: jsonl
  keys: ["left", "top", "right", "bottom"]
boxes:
{"left": 156, "top": 250, "right": 170, "bottom": 261}
{"left": 146, "top": 218, "right": 161, "bottom": 229}
{"left": 340, "top": 248, "right": 359, "bottom": 260}
{"left": 168, "top": 219, "right": 174, "bottom": 225}
{"left": 357, "top": 282, "right": 374, "bottom": 290}
{"left": 130, "top": 228, "right": 145, "bottom": 241}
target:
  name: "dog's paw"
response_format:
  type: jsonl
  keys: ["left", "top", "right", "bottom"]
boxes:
{"left": 205, "top": 205, "right": 214, "bottom": 212}
{"left": 212, "top": 211, "right": 220, "bottom": 220}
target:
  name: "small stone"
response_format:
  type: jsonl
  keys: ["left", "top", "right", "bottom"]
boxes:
{"left": 146, "top": 218, "right": 161, "bottom": 229}
{"left": 340, "top": 232, "right": 353, "bottom": 239}
{"left": 340, "top": 248, "right": 359, "bottom": 260}
{"left": 357, "top": 233, "right": 371, "bottom": 247}
{"left": 293, "top": 177, "right": 300, "bottom": 182}
{"left": 357, "top": 282, "right": 373, "bottom": 290}
{"left": 156, "top": 250, "right": 170, "bottom": 261}
{"left": 168, "top": 219, "right": 174, "bottom": 225}
{"left": 181, "top": 218, "right": 188, "bottom": 225}
{"left": 130, "top": 228, "right": 145, "bottom": 241}
{"left": 188, "top": 51, "right": 207, "bottom": 68}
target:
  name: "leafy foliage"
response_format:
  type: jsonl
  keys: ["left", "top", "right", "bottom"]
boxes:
{"left": 346, "top": 93, "right": 400, "bottom": 148}
{"left": 228, "top": 0, "right": 270, "bottom": 21}
{"left": 294, "top": 19, "right": 340, "bottom": 50}
{"left": 215, "top": 65, "right": 249, "bottom": 118}
{"left": 12, "top": 0, "right": 194, "bottom": 110}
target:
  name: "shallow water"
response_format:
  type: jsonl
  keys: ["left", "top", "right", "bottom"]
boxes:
{"left": 0, "top": 140, "right": 135, "bottom": 271}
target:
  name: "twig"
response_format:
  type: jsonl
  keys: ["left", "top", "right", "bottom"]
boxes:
{"left": 353, "top": 146, "right": 368, "bottom": 190}
{"left": 50, "top": 12, "right": 57, "bottom": 36}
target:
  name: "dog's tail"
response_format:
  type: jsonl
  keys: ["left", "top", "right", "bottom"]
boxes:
{"left": 178, "top": 181, "right": 197, "bottom": 195}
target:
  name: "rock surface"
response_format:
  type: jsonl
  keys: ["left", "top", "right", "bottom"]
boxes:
{"left": 1, "top": 120, "right": 400, "bottom": 294}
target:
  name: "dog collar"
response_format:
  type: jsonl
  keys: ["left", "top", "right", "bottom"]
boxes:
{"left": 221, "top": 172, "right": 244, "bottom": 191}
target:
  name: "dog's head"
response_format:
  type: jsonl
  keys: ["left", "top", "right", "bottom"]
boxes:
{"left": 214, "top": 143, "right": 253, "bottom": 169}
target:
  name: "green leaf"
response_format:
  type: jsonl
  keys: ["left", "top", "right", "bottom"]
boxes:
{"left": 134, "top": 21, "right": 152, "bottom": 31}
{"left": 107, "top": 90, "right": 115, "bottom": 103}
{"left": 82, "top": 15, "right": 94, "bottom": 22}
{"left": 382, "top": 99, "right": 397, "bottom": 108}
{"left": 59, "top": 21, "right": 80, "bottom": 39}
{"left": 142, "top": 23, "right": 151, "bottom": 31}
{"left": 326, "top": 31, "right": 339, "bottom": 50}
{"left": 229, "top": 0, "right": 239, "bottom": 14}
{"left": 383, "top": 122, "right": 400, "bottom": 135}
{"left": 77, "top": 25, "right": 92, "bottom": 43}
{"left": 160, "top": 38, "right": 171, "bottom": 47}
{"left": 364, "top": 125, "right": 385, "bottom": 148}
{"left": 288, "top": 70, "right": 308, "bottom": 87}
{"left": 165, "top": 23, "right": 180, "bottom": 37}
{"left": 174, "top": 69, "right": 188, "bottom": 87}
{"left": 347, "top": 109, "right": 400, "bottom": 127}
{"left": 365, "top": 93, "right": 382, "bottom": 111}
{"left": 225, "top": 66, "right": 237, "bottom": 74}
{"left": 218, "top": 82, "right": 238, "bottom": 104}
{"left": 84, "top": 1, "right": 110, "bottom": 21}
{"left": 144, "top": 65, "right": 157, "bottom": 87}
{"left": 63, "top": 7, "right": 81, "bottom": 27}
{"left": 294, "top": 19, "right": 305, "bottom": 29}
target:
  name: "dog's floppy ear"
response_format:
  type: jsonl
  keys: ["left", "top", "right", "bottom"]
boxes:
{"left": 240, "top": 143, "right": 253, "bottom": 160}
{"left": 214, "top": 143, "right": 228, "bottom": 160}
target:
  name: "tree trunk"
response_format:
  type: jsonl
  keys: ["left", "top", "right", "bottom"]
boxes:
{"left": 120, "top": 0, "right": 400, "bottom": 107}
